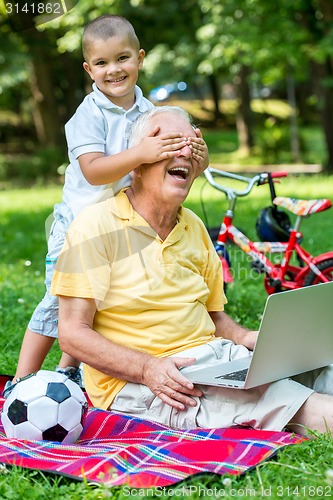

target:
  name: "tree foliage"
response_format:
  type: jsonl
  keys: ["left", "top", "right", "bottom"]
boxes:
{"left": 1, "top": 0, "right": 333, "bottom": 171}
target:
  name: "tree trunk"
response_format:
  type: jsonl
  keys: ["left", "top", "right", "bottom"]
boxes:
{"left": 60, "top": 52, "right": 86, "bottom": 123}
{"left": 208, "top": 74, "right": 223, "bottom": 122}
{"left": 11, "top": 8, "right": 63, "bottom": 148}
{"left": 311, "top": 59, "right": 333, "bottom": 173}
{"left": 27, "top": 33, "right": 63, "bottom": 147}
{"left": 316, "top": 0, "right": 333, "bottom": 173}
{"left": 286, "top": 71, "right": 301, "bottom": 163}
{"left": 235, "top": 64, "right": 254, "bottom": 155}
{"left": 319, "top": 75, "right": 333, "bottom": 174}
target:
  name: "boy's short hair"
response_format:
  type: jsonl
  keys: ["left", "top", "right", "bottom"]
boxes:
{"left": 82, "top": 15, "right": 140, "bottom": 60}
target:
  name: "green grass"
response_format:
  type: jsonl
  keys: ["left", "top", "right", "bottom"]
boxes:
{"left": 1, "top": 176, "right": 333, "bottom": 497}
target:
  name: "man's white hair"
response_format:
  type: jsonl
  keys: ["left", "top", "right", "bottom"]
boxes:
{"left": 128, "top": 106, "right": 193, "bottom": 147}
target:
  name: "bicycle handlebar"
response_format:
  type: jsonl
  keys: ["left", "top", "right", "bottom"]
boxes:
{"left": 203, "top": 168, "right": 288, "bottom": 198}
{"left": 270, "top": 171, "right": 288, "bottom": 178}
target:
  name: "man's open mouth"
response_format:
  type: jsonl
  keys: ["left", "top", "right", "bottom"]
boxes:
{"left": 168, "top": 167, "right": 189, "bottom": 180}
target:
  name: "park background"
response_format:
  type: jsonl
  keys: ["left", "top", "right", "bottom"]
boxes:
{"left": 1, "top": 0, "right": 333, "bottom": 498}
{"left": 1, "top": 0, "right": 333, "bottom": 181}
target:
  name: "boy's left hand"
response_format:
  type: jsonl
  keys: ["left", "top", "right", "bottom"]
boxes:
{"left": 187, "top": 128, "right": 209, "bottom": 176}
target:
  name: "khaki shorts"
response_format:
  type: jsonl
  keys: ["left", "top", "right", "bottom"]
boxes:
{"left": 110, "top": 338, "right": 323, "bottom": 431}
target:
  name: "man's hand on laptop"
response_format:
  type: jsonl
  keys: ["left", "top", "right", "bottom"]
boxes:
{"left": 142, "top": 356, "right": 203, "bottom": 411}
{"left": 241, "top": 330, "right": 258, "bottom": 351}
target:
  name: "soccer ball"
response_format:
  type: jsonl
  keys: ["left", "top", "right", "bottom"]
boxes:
{"left": 1, "top": 370, "right": 88, "bottom": 443}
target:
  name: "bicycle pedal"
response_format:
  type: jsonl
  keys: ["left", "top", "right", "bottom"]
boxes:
{"left": 268, "top": 278, "right": 282, "bottom": 291}
{"left": 250, "top": 261, "right": 265, "bottom": 274}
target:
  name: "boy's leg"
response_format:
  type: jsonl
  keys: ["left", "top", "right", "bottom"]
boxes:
{"left": 56, "top": 353, "right": 83, "bottom": 387}
{"left": 3, "top": 202, "right": 78, "bottom": 398}
{"left": 13, "top": 328, "right": 55, "bottom": 382}
{"left": 57, "top": 352, "right": 81, "bottom": 369}
{"left": 11, "top": 330, "right": 83, "bottom": 388}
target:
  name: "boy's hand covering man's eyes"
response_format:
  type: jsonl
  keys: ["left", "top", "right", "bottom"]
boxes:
{"left": 187, "top": 128, "right": 209, "bottom": 175}
{"left": 135, "top": 125, "right": 209, "bottom": 174}
{"left": 136, "top": 127, "right": 188, "bottom": 163}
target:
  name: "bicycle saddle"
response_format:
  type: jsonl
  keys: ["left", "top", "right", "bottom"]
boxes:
{"left": 273, "top": 196, "right": 332, "bottom": 216}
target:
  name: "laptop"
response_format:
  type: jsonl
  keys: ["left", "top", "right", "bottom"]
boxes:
{"left": 181, "top": 281, "right": 333, "bottom": 389}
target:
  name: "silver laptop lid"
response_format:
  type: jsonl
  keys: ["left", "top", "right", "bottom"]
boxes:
{"left": 182, "top": 282, "right": 333, "bottom": 389}
{"left": 245, "top": 281, "right": 333, "bottom": 388}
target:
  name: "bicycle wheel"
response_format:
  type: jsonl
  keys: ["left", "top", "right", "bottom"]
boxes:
{"left": 303, "top": 258, "right": 333, "bottom": 286}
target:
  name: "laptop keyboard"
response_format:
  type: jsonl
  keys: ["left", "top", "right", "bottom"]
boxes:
{"left": 215, "top": 368, "right": 248, "bottom": 382}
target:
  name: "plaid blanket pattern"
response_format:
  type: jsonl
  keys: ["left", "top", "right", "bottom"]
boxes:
{"left": 0, "top": 384, "right": 304, "bottom": 487}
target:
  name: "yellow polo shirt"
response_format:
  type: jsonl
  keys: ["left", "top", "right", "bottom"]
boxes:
{"left": 51, "top": 190, "right": 226, "bottom": 409}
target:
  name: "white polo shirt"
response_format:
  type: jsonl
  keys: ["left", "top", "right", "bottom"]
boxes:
{"left": 62, "top": 83, "right": 154, "bottom": 216}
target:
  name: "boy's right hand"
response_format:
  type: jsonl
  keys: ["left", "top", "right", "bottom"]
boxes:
{"left": 136, "top": 127, "right": 187, "bottom": 164}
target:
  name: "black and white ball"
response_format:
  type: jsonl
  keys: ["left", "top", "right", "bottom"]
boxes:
{"left": 1, "top": 370, "right": 88, "bottom": 443}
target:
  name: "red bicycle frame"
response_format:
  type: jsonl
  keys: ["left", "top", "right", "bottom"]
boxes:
{"left": 204, "top": 168, "right": 333, "bottom": 293}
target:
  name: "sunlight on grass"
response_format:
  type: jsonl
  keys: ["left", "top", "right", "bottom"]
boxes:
{"left": 0, "top": 185, "right": 62, "bottom": 212}
{"left": 176, "top": 98, "right": 292, "bottom": 121}
{"left": 251, "top": 99, "right": 292, "bottom": 118}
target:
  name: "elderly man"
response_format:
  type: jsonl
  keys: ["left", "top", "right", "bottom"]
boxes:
{"left": 51, "top": 106, "right": 333, "bottom": 436}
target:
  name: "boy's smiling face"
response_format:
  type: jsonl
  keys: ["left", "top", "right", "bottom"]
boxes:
{"left": 83, "top": 35, "right": 145, "bottom": 110}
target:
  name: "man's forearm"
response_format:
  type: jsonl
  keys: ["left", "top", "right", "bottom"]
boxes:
{"left": 58, "top": 296, "right": 153, "bottom": 384}
{"left": 210, "top": 311, "right": 257, "bottom": 350}
{"left": 61, "top": 324, "right": 153, "bottom": 384}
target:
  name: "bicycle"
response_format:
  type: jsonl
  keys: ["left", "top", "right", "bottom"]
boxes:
{"left": 202, "top": 168, "right": 333, "bottom": 294}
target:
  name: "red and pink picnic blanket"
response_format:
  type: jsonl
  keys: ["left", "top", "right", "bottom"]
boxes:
{"left": 0, "top": 376, "right": 304, "bottom": 487}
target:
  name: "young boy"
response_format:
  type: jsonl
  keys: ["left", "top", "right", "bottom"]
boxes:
{"left": 5, "top": 15, "right": 208, "bottom": 396}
